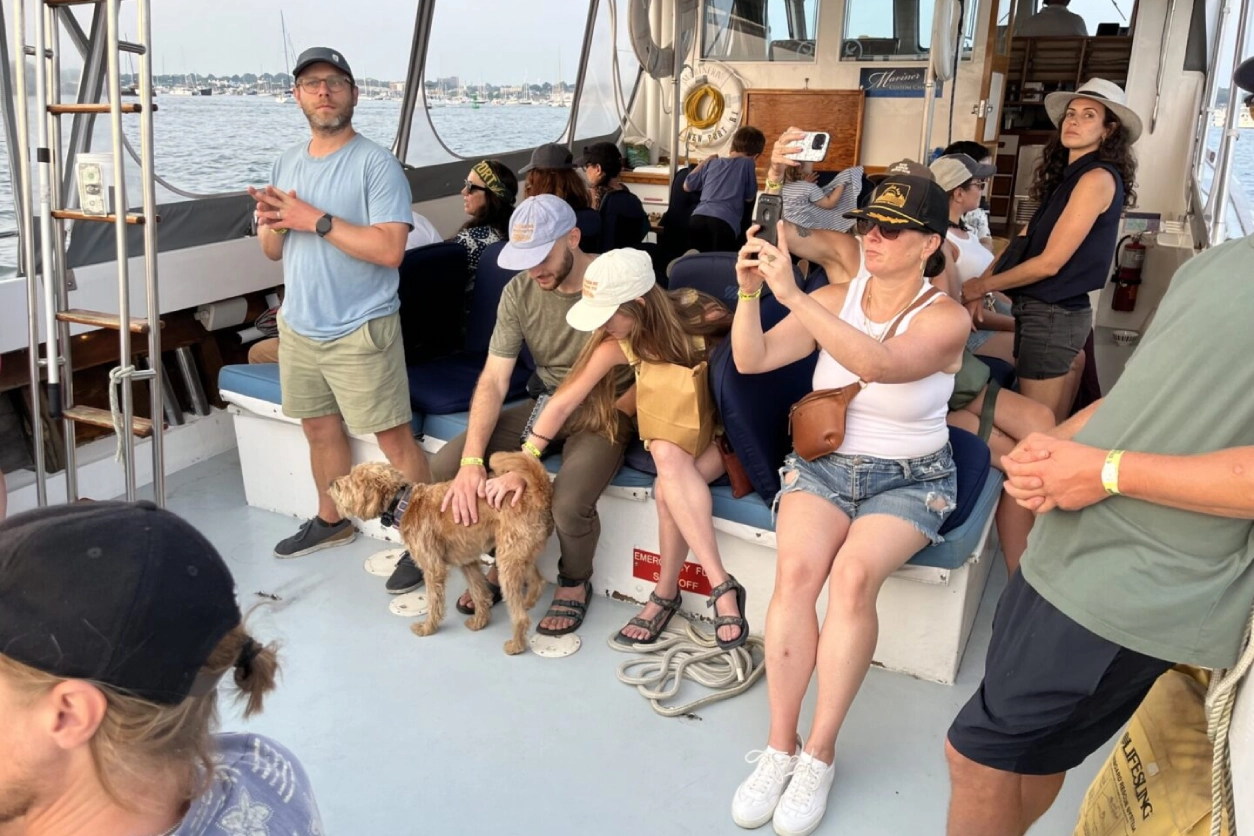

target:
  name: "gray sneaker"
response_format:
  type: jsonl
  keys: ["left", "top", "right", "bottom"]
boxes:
{"left": 273, "top": 518, "right": 356, "bottom": 558}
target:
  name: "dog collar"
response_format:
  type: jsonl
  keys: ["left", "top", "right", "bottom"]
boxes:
{"left": 380, "top": 485, "right": 414, "bottom": 529}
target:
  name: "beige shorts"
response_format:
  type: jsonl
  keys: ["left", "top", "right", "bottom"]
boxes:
{"left": 277, "top": 312, "right": 412, "bottom": 435}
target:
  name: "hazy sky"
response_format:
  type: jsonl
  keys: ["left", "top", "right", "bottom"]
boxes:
{"left": 4, "top": 0, "right": 605, "bottom": 82}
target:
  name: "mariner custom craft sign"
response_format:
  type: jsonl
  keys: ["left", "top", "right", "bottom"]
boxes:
{"left": 859, "top": 67, "right": 944, "bottom": 98}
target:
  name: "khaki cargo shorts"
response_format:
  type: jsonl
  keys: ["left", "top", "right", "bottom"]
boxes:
{"left": 277, "top": 312, "right": 412, "bottom": 435}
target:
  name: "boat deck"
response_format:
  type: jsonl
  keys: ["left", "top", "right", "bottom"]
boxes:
{"left": 157, "top": 449, "right": 1105, "bottom": 835}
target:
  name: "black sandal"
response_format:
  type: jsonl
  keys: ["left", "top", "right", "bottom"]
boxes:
{"left": 613, "top": 589, "right": 684, "bottom": 646}
{"left": 455, "top": 580, "right": 503, "bottom": 615}
{"left": 535, "top": 580, "right": 592, "bottom": 636}
{"left": 707, "top": 576, "right": 748, "bottom": 651}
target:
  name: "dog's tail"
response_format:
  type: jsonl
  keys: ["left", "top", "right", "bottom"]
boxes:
{"left": 489, "top": 450, "right": 549, "bottom": 482}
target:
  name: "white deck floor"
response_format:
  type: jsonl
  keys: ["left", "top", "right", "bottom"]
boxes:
{"left": 152, "top": 449, "right": 1106, "bottom": 835}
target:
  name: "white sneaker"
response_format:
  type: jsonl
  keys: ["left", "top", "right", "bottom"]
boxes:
{"left": 732, "top": 746, "right": 798, "bottom": 829}
{"left": 772, "top": 751, "right": 836, "bottom": 836}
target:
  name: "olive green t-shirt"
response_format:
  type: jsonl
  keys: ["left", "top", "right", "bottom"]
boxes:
{"left": 488, "top": 272, "right": 582, "bottom": 390}
{"left": 1022, "top": 235, "right": 1254, "bottom": 669}
{"left": 487, "top": 270, "right": 632, "bottom": 394}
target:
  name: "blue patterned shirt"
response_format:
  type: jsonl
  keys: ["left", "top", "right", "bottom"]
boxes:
{"left": 173, "top": 733, "right": 323, "bottom": 836}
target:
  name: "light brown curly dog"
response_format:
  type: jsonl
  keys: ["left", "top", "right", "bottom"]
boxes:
{"left": 329, "top": 452, "right": 554, "bottom": 654}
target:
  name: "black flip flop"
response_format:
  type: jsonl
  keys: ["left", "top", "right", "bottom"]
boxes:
{"left": 455, "top": 580, "right": 503, "bottom": 615}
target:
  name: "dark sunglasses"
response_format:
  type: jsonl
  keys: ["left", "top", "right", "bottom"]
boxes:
{"left": 463, "top": 180, "right": 490, "bottom": 194}
{"left": 855, "top": 218, "right": 905, "bottom": 240}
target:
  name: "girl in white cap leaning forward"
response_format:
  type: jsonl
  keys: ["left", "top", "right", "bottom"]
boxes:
{"left": 481, "top": 248, "right": 749, "bottom": 649}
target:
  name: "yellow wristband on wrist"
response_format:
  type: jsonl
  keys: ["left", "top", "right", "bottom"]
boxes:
{"left": 459, "top": 457, "right": 485, "bottom": 468}
{"left": 522, "top": 441, "right": 543, "bottom": 459}
{"left": 738, "top": 287, "right": 763, "bottom": 301}
{"left": 1102, "top": 449, "right": 1124, "bottom": 495}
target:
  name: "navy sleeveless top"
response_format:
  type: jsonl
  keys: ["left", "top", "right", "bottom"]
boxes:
{"left": 1013, "top": 151, "right": 1124, "bottom": 308}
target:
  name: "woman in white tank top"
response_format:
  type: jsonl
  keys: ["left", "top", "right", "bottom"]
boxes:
{"left": 726, "top": 156, "right": 971, "bottom": 835}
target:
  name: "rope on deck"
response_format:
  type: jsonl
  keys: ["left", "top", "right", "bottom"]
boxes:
{"left": 609, "top": 619, "right": 765, "bottom": 717}
{"left": 1207, "top": 602, "right": 1254, "bottom": 836}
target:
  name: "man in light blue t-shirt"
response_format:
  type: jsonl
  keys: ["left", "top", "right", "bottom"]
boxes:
{"left": 250, "top": 47, "right": 429, "bottom": 561}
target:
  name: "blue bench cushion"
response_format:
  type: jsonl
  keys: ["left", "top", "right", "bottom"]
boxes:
{"left": 219, "top": 363, "right": 427, "bottom": 435}
{"left": 407, "top": 351, "right": 531, "bottom": 415}
{"left": 398, "top": 241, "right": 469, "bottom": 364}
{"left": 978, "top": 355, "right": 1017, "bottom": 392}
{"left": 219, "top": 363, "right": 281, "bottom": 403}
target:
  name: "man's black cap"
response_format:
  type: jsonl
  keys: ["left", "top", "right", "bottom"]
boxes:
{"left": 0, "top": 501, "right": 241, "bottom": 705}
{"left": 292, "top": 47, "right": 354, "bottom": 83}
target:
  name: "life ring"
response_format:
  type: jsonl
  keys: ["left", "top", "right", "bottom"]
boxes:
{"left": 629, "top": 0, "right": 700, "bottom": 80}
{"left": 680, "top": 63, "right": 744, "bottom": 148}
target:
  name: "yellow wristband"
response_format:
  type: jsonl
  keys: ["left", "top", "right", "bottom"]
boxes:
{"left": 522, "top": 441, "right": 543, "bottom": 459}
{"left": 1102, "top": 449, "right": 1124, "bottom": 495}
{"left": 459, "top": 457, "right": 485, "bottom": 468}
{"left": 738, "top": 287, "right": 762, "bottom": 301}
{"left": 764, "top": 179, "right": 783, "bottom": 192}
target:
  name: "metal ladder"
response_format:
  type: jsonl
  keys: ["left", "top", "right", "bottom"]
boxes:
{"left": 11, "top": 0, "right": 164, "bottom": 506}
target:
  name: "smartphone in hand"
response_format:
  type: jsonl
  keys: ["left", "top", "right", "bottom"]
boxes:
{"left": 753, "top": 193, "right": 783, "bottom": 247}
{"left": 786, "top": 131, "right": 831, "bottom": 163}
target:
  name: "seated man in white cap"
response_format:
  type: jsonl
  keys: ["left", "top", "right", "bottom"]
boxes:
{"left": 385, "top": 194, "right": 634, "bottom": 635}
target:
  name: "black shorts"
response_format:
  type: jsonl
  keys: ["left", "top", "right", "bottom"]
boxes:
{"left": 947, "top": 571, "right": 1173, "bottom": 775}
{"left": 689, "top": 214, "right": 739, "bottom": 253}
{"left": 1011, "top": 296, "right": 1091, "bottom": 380}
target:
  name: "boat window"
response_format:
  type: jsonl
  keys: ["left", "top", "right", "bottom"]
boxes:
{"left": 573, "top": 0, "right": 643, "bottom": 141}
{"left": 417, "top": 0, "right": 588, "bottom": 161}
{"left": 842, "top": 0, "right": 977, "bottom": 62}
{"left": 1013, "top": 0, "right": 1136, "bottom": 37}
{"left": 918, "top": 0, "right": 979, "bottom": 54}
{"left": 702, "top": 0, "right": 821, "bottom": 62}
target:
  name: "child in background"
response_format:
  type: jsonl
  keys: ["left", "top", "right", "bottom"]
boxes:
{"left": 683, "top": 126, "right": 766, "bottom": 252}
{"left": 781, "top": 161, "right": 864, "bottom": 232}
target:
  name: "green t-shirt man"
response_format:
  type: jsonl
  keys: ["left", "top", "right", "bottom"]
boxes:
{"left": 1023, "top": 234, "right": 1254, "bottom": 669}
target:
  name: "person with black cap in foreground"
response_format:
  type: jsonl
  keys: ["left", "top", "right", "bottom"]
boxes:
{"left": 247, "top": 47, "right": 430, "bottom": 563}
{"left": 728, "top": 165, "right": 969, "bottom": 835}
{"left": 942, "top": 58, "right": 1254, "bottom": 836}
{"left": 0, "top": 501, "right": 322, "bottom": 836}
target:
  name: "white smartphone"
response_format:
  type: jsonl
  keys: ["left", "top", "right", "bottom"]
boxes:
{"left": 787, "top": 131, "right": 831, "bottom": 163}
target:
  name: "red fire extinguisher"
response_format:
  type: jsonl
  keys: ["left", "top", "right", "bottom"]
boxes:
{"left": 1111, "top": 234, "right": 1146, "bottom": 312}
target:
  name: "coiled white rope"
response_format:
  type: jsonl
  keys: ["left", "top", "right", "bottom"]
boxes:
{"left": 107, "top": 364, "right": 135, "bottom": 461}
{"left": 1208, "top": 603, "right": 1254, "bottom": 836}
{"left": 609, "top": 618, "right": 766, "bottom": 717}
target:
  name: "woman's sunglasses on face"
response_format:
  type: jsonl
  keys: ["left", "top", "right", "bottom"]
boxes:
{"left": 463, "top": 180, "right": 489, "bottom": 194}
{"left": 855, "top": 218, "right": 904, "bottom": 240}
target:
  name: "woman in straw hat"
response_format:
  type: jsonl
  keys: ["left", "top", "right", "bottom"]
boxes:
{"left": 960, "top": 77, "right": 1139, "bottom": 423}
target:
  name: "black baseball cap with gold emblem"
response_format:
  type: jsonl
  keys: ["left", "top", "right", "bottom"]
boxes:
{"left": 844, "top": 158, "right": 949, "bottom": 237}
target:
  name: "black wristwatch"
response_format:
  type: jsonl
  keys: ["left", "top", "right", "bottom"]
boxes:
{"left": 315, "top": 213, "right": 334, "bottom": 237}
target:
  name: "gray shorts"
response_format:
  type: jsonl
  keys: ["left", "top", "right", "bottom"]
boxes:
{"left": 1011, "top": 296, "right": 1091, "bottom": 380}
{"left": 775, "top": 445, "right": 957, "bottom": 544}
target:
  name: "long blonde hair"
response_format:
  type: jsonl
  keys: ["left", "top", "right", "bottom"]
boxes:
{"left": 563, "top": 285, "right": 731, "bottom": 441}
{"left": 0, "top": 624, "right": 279, "bottom": 808}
